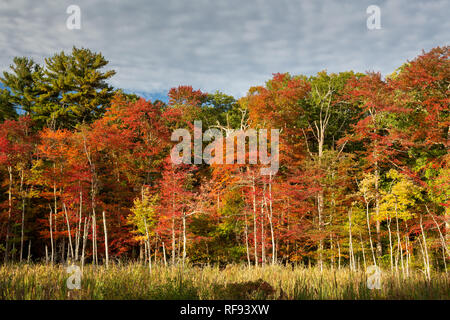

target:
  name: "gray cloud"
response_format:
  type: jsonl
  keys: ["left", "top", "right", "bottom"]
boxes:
{"left": 1, "top": 0, "right": 449, "bottom": 98}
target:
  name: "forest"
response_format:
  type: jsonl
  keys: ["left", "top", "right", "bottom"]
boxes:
{"left": 0, "top": 45, "right": 448, "bottom": 288}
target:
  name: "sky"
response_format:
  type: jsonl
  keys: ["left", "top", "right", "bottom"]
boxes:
{"left": 0, "top": 0, "right": 449, "bottom": 100}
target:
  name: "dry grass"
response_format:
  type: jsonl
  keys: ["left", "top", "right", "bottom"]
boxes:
{"left": 0, "top": 263, "right": 448, "bottom": 300}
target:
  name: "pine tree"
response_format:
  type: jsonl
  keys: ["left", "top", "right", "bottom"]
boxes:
{"left": 0, "top": 57, "right": 44, "bottom": 115}
{"left": 35, "top": 47, "right": 116, "bottom": 128}
{"left": 0, "top": 89, "right": 17, "bottom": 121}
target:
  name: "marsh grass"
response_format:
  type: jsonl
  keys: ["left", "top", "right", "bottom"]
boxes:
{"left": 0, "top": 263, "right": 448, "bottom": 300}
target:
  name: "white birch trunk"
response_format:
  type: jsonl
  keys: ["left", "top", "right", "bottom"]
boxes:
{"left": 103, "top": 211, "right": 109, "bottom": 268}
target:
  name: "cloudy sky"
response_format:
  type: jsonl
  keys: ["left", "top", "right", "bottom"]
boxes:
{"left": 1, "top": 0, "right": 449, "bottom": 100}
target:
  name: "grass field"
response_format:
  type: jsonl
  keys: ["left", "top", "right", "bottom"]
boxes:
{"left": 0, "top": 263, "right": 448, "bottom": 300}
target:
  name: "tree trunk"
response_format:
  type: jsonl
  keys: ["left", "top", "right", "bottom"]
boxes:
{"left": 252, "top": 175, "right": 258, "bottom": 266}
{"left": 4, "top": 166, "right": 12, "bottom": 263}
{"left": 103, "top": 211, "right": 109, "bottom": 268}
{"left": 446, "top": 214, "right": 450, "bottom": 249}
{"left": 374, "top": 166, "right": 382, "bottom": 257}
{"left": 49, "top": 206, "right": 54, "bottom": 264}
{"left": 267, "top": 175, "right": 276, "bottom": 265}
{"left": 81, "top": 216, "right": 90, "bottom": 272}
{"left": 338, "top": 240, "right": 341, "bottom": 270}
{"left": 92, "top": 212, "right": 97, "bottom": 266}
{"left": 244, "top": 207, "right": 251, "bottom": 267}
{"left": 182, "top": 212, "right": 186, "bottom": 267}
{"left": 61, "top": 238, "right": 65, "bottom": 264}
{"left": 260, "top": 198, "right": 266, "bottom": 266}
{"left": 143, "top": 216, "right": 151, "bottom": 271}
{"left": 162, "top": 241, "right": 167, "bottom": 266}
{"left": 394, "top": 202, "right": 404, "bottom": 278}
{"left": 405, "top": 234, "right": 410, "bottom": 278}
{"left": 139, "top": 242, "right": 143, "bottom": 263}
{"left": 75, "top": 190, "right": 83, "bottom": 261}
{"left": 359, "top": 232, "right": 367, "bottom": 270}
{"left": 387, "top": 215, "right": 394, "bottom": 273}
{"left": 427, "top": 205, "right": 450, "bottom": 259}
{"left": 11, "top": 242, "right": 15, "bottom": 261}
{"left": 27, "top": 240, "right": 31, "bottom": 263}
{"left": 53, "top": 168, "right": 58, "bottom": 262}
{"left": 317, "top": 192, "right": 324, "bottom": 271}
{"left": 446, "top": 125, "right": 450, "bottom": 248}
{"left": 177, "top": 231, "right": 182, "bottom": 262}
{"left": 19, "top": 169, "right": 25, "bottom": 262}
{"left": 171, "top": 217, "right": 176, "bottom": 266}
{"left": 348, "top": 209, "right": 355, "bottom": 271}
{"left": 241, "top": 184, "right": 251, "bottom": 267}
{"left": 330, "top": 234, "right": 334, "bottom": 269}
{"left": 144, "top": 240, "right": 148, "bottom": 265}
{"left": 419, "top": 214, "right": 431, "bottom": 281}
{"left": 317, "top": 130, "right": 325, "bottom": 272}
{"left": 365, "top": 201, "right": 377, "bottom": 266}
{"left": 64, "top": 203, "right": 74, "bottom": 260}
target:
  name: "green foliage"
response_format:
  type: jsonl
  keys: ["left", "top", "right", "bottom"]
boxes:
{"left": 301, "top": 71, "right": 362, "bottom": 150}
{"left": 427, "top": 163, "right": 449, "bottom": 213}
{"left": 36, "top": 47, "right": 116, "bottom": 128}
{"left": 0, "top": 57, "right": 44, "bottom": 115}
{"left": 216, "top": 190, "right": 244, "bottom": 240}
{"left": 0, "top": 89, "right": 17, "bottom": 121}
{"left": 1, "top": 48, "right": 116, "bottom": 128}
{"left": 188, "top": 190, "right": 246, "bottom": 264}
{"left": 200, "top": 91, "right": 239, "bottom": 128}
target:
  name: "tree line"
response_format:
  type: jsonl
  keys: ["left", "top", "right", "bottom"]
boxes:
{"left": 0, "top": 46, "right": 448, "bottom": 277}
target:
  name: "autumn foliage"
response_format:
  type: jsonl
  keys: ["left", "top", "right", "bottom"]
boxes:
{"left": 0, "top": 46, "right": 448, "bottom": 275}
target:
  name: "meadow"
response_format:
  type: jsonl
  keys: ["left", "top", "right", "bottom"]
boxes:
{"left": 0, "top": 263, "right": 448, "bottom": 300}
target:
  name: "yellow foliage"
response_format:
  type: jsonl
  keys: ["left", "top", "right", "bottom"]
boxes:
{"left": 127, "top": 189, "right": 158, "bottom": 237}
{"left": 378, "top": 169, "right": 423, "bottom": 221}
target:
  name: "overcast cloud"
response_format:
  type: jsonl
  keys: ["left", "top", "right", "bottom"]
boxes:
{"left": 0, "top": 0, "right": 449, "bottom": 98}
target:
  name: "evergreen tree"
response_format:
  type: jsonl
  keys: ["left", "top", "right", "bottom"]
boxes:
{"left": 0, "top": 57, "right": 44, "bottom": 115}
{"left": 36, "top": 47, "right": 116, "bottom": 128}
{"left": 0, "top": 89, "right": 17, "bottom": 121}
